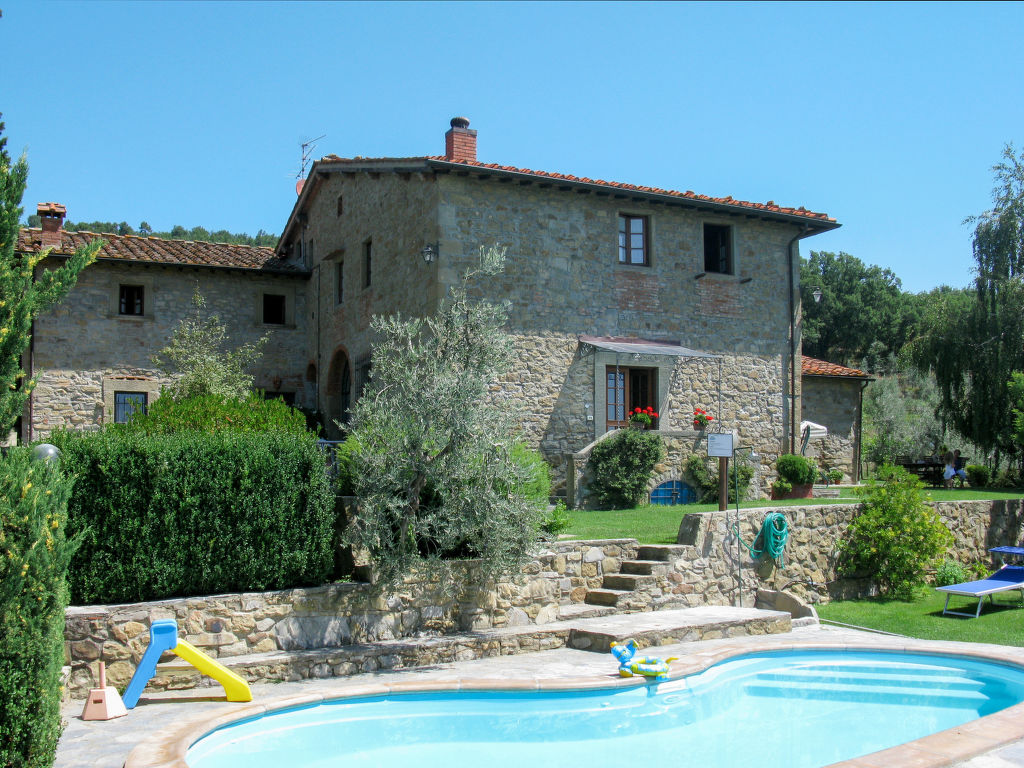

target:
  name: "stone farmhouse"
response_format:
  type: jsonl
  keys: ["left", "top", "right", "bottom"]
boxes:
{"left": 17, "top": 118, "right": 868, "bottom": 499}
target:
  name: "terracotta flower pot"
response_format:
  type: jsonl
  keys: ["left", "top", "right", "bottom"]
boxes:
{"left": 770, "top": 483, "right": 814, "bottom": 500}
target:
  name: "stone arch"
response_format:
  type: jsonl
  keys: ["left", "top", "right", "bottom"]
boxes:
{"left": 325, "top": 348, "right": 352, "bottom": 439}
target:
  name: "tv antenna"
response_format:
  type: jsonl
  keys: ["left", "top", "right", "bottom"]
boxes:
{"left": 297, "top": 135, "right": 326, "bottom": 180}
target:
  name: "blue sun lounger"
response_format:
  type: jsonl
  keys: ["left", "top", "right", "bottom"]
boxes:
{"left": 936, "top": 564, "right": 1024, "bottom": 618}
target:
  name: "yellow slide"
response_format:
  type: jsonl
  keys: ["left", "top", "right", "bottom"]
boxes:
{"left": 173, "top": 640, "right": 252, "bottom": 702}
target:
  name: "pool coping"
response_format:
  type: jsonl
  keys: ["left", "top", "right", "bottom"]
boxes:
{"left": 123, "top": 637, "right": 1024, "bottom": 768}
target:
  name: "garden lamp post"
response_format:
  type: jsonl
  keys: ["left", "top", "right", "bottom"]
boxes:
{"left": 733, "top": 446, "right": 757, "bottom": 607}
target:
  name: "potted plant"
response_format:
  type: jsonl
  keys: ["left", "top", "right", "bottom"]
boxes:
{"left": 771, "top": 454, "right": 817, "bottom": 499}
{"left": 692, "top": 408, "right": 713, "bottom": 430}
{"left": 629, "top": 406, "right": 658, "bottom": 429}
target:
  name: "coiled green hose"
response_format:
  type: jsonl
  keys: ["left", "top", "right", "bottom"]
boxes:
{"left": 734, "top": 512, "right": 789, "bottom": 566}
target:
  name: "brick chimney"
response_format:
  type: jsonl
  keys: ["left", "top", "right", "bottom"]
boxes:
{"left": 444, "top": 117, "right": 477, "bottom": 163}
{"left": 38, "top": 202, "right": 66, "bottom": 250}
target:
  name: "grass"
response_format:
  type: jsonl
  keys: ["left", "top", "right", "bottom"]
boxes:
{"left": 817, "top": 589, "right": 1024, "bottom": 647}
{"left": 563, "top": 487, "right": 1024, "bottom": 544}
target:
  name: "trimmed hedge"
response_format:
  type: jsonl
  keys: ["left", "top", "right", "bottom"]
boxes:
{"left": 588, "top": 429, "right": 664, "bottom": 509}
{"left": 775, "top": 454, "right": 818, "bottom": 486}
{"left": 0, "top": 448, "right": 75, "bottom": 768}
{"left": 51, "top": 429, "right": 335, "bottom": 604}
{"left": 112, "top": 391, "right": 312, "bottom": 437}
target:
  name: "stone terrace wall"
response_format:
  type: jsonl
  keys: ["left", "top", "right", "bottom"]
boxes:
{"left": 678, "top": 499, "right": 1024, "bottom": 605}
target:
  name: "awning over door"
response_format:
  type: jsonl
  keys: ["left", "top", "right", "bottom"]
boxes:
{"left": 579, "top": 335, "right": 720, "bottom": 359}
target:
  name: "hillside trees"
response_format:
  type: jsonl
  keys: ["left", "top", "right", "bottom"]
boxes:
{"left": 25, "top": 214, "right": 278, "bottom": 247}
{"left": 908, "top": 145, "right": 1024, "bottom": 461}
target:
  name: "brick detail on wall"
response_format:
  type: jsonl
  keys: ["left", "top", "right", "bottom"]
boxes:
{"left": 614, "top": 270, "right": 660, "bottom": 311}
{"left": 697, "top": 276, "right": 741, "bottom": 317}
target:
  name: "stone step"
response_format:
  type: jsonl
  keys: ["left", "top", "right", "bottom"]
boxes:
{"left": 619, "top": 559, "right": 669, "bottom": 576}
{"left": 602, "top": 573, "right": 655, "bottom": 591}
{"left": 136, "top": 607, "right": 791, "bottom": 694}
{"left": 557, "top": 603, "right": 615, "bottom": 621}
{"left": 566, "top": 606, "right": 792, "bottom": 654}
{"left": 584, "top": 588, "right": 632, "bottom": 607}
{"left": 636, "top": 544, "right": 691, "bottom": 562}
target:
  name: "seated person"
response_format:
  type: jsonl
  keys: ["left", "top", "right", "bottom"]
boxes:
{"left": 943, "top": 451, "right": 967, "bottom": 488}
{"left": 952, "top": 449, "right": 968, "bottom": 485}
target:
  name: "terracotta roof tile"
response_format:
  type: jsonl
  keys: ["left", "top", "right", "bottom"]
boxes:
{"left": 17, "top": 228, "right": 304, "bottom": 274}
{"left": 316, "top": 155, "right": 835, "bottom": 225}
{"left": 802, "top": 356, "right": 872, "bottom": 379}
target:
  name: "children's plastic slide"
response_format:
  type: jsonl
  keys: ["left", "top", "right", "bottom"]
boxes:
{"left": 122, "top": 618, "right": 252, "bottom": 708}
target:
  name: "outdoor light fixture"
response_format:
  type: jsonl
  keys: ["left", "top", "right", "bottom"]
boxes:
{"left": 420, "top": 243, "right": 439, "bottom": 264}
{"left": 812, "top": 287, "right": 824, "bottom": 304}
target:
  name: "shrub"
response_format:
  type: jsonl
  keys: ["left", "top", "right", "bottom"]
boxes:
{"left": 775, "top": 454, "right": 817, "bottom": 486}
{"left": 541, "top": 500, "right": 571, "bottom": 536}
{"left": 588, "top": 429, "right": 664, "bottom": 509}
{"left": 838, "top": 464, "right": 953, "bottom": 599}
{"left": 112, "top": 392, "right": 312, "bottom": 437}
{"left": 965, "top": 464, "right": 991, "bottom": 488}
{"left": 994, "top": 467, "right": 1022, "bottom": 488}
{"left": 510, "top": 442, "right": 551, "bottom": 508}
{"left": 934, "top": 559, "right": 968, "bottom": 587}
{"left": 0, "top": 447, "right": 76, "bottom": 768}
{"left": 685, "top": 454, "right": 755, "bottom": 503}
{"left": 771, "top": 479, "right": 793, "bottom": 496}
{"left": 51, "top": 429, "right": 335, "bottom": 604}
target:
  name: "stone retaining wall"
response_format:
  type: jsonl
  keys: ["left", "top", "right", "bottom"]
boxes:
{"left": 63, "top": 500, "right": 1024, "bottom": 696}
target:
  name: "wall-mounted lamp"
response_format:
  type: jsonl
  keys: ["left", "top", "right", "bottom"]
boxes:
{"left": 420, "top": 243, "right": 439, "bottom": 264}
{"left": 811, "top": 287, "right": 824, "bottom": 304}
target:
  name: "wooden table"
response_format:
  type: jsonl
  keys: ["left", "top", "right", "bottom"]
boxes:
{"left": 895, "top": 460, "right": 945, "bottom": 487}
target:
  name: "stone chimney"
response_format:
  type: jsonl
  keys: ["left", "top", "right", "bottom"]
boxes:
{"left": 38, "top": 202, "right": 66, "bottom": 250}
{"left": 444, "top": 117, "right": 477, "bottom": 163}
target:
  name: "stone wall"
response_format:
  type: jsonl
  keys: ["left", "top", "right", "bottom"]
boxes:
{"left": 801, "top": 376, "right": 865, "bottom": 482}
{"left": 29, "top": 260, "right": 308, "bottom": 440}
{"left": 678, "top": 499, "right": 1024, "bottom": 604}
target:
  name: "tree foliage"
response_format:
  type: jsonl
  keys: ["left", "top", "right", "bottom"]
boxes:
{"left": 1, "top": 115, "right": 101, "bottom": 433}
{"left": 25, "top": 214, "right": 278, "bottom": 247}
{"left": 152, "top": 290, "right": 267, "bottom": 401}
{"left": 343, "top": 247, "right": 543, "bottom": 585}
{"left": 800, "top": 251, "right": 914, "bottom": 366}
{"left": 862, "top": 355, "right": 949, "bottom": 465}
{"left": 908, "top": 146, "right": 1024, "bottom": 460}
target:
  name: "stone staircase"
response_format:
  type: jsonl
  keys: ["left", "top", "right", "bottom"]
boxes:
{"left": 138, "top": 542, "right": 795, "bottom": 700}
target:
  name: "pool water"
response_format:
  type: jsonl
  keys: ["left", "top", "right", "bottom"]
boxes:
{"left": 186, "top": 650, "right": 1024, "bottom": 768}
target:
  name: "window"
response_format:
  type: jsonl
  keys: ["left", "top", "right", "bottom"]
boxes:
{"left": 263, "top": 293, "right": 286, "bottom": 325}
{"left": 618, "top": 215, "right": 648, "bottom": 266}
{"left": 363, "top": 240, "right": 372, "bottom": 288}
{"left": 336, "top": 260, "right": 344, "bottom": 304}
{"left": 119, "top": 285, "right": 145, "bottom": 315}
{"left": 605, "top": 366, "right": 657, "bottom": 429}
{"left": 703, "top": 223, "right": 733, "bottom": 274}
{"left": 113, "top": 391, "right": 147, "bottom": 423}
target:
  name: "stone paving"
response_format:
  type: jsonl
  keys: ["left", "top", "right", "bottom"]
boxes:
{"left": 55, "top": 622, "right": 1024, "bottom": 768}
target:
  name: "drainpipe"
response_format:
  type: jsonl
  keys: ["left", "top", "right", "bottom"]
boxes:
{"left": 856, "top": 379, "right": 869, "bottom": 483}
{"left": 787, "top": 225, "right": 810, "bottom": 455}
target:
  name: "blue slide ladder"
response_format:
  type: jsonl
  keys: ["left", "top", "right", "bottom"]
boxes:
{"left": 121, "top": 619, "right": 179, "bottom": 709}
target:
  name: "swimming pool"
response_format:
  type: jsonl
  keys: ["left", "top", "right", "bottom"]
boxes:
{"left": 185, "top": 649, "right": 1024, "bottom": 768}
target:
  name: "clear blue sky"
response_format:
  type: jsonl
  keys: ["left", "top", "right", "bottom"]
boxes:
{"left": 3, "top": 1, "right": 1022, "bottom": 293}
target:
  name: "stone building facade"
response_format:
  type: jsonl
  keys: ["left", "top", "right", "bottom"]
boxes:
{"left": 15, "top": 206, "right": 309, "bottom": 443}
{"left": 275, "top": 118, "right": 841, "bottom": 492}
{"left": 20, "top": 119, "right": 860, "bottom": 494}
{"left": 800, "top": 356, "right": 873, "bottom": 483}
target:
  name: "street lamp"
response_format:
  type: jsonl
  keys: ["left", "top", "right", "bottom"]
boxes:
{"left": 733, "top": 446, "right": 758, "bottom": 607}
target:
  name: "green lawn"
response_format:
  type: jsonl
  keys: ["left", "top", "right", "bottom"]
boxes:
{"left": 563, "top": 488, "right": 1024, "bottom": 544}
{"left": 816, "top": 589, "right": 1024, "bottom": 647}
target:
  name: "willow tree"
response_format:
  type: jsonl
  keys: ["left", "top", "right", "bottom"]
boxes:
{"left": 0, "top": 116, "right": 101, "bottom": 432}
{"left": 909, "top": 145, "right": 1024, "bottom": 462}
{"left": 343, "top": 246, "right": 543, "bottom": 585}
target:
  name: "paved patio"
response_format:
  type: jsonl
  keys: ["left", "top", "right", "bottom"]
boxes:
{"left": 55, "top": 623, "right": 1024, "bottom": 768}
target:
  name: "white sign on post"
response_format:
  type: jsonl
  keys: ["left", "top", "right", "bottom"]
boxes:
{"left": 707, "top": 432, "right": 734, "bottom": 458}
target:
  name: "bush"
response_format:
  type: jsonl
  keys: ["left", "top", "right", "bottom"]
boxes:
{"left": 771, "top": 479, "right": 793, "bottom": 496}
{"left": 934, "top": 559, "right": 968, "bottom": 587}
{"left": 686, "top": 454, "right": 755, "bottom": 503}
{"left": 0, "top": 448, "right": 76, "bottom": 768}
{"left": 775, "top": 454, "right": 817, "bottom": 486}
{"left": 838, "top": 464, "right": 953, "bottom": 599}
{"left": 52, "top": 429, "right": 335, "bottom": 604}
{"left": 113, "top": 391, "right": 312, "bottom": 437}
{"left": 541, "top": 500, "right": 571, "bottom": 536}
{"left": 994, "top": 467, "right": 1022, "bottom": 488}
{"left": 510, "top": 442, "right": 551, "bottom": 507}
{"left": 965, "top": 464, "right": 991, "bottom": 488}
{"left": 588, "top": 430, "right": 664, "bottom": 509}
